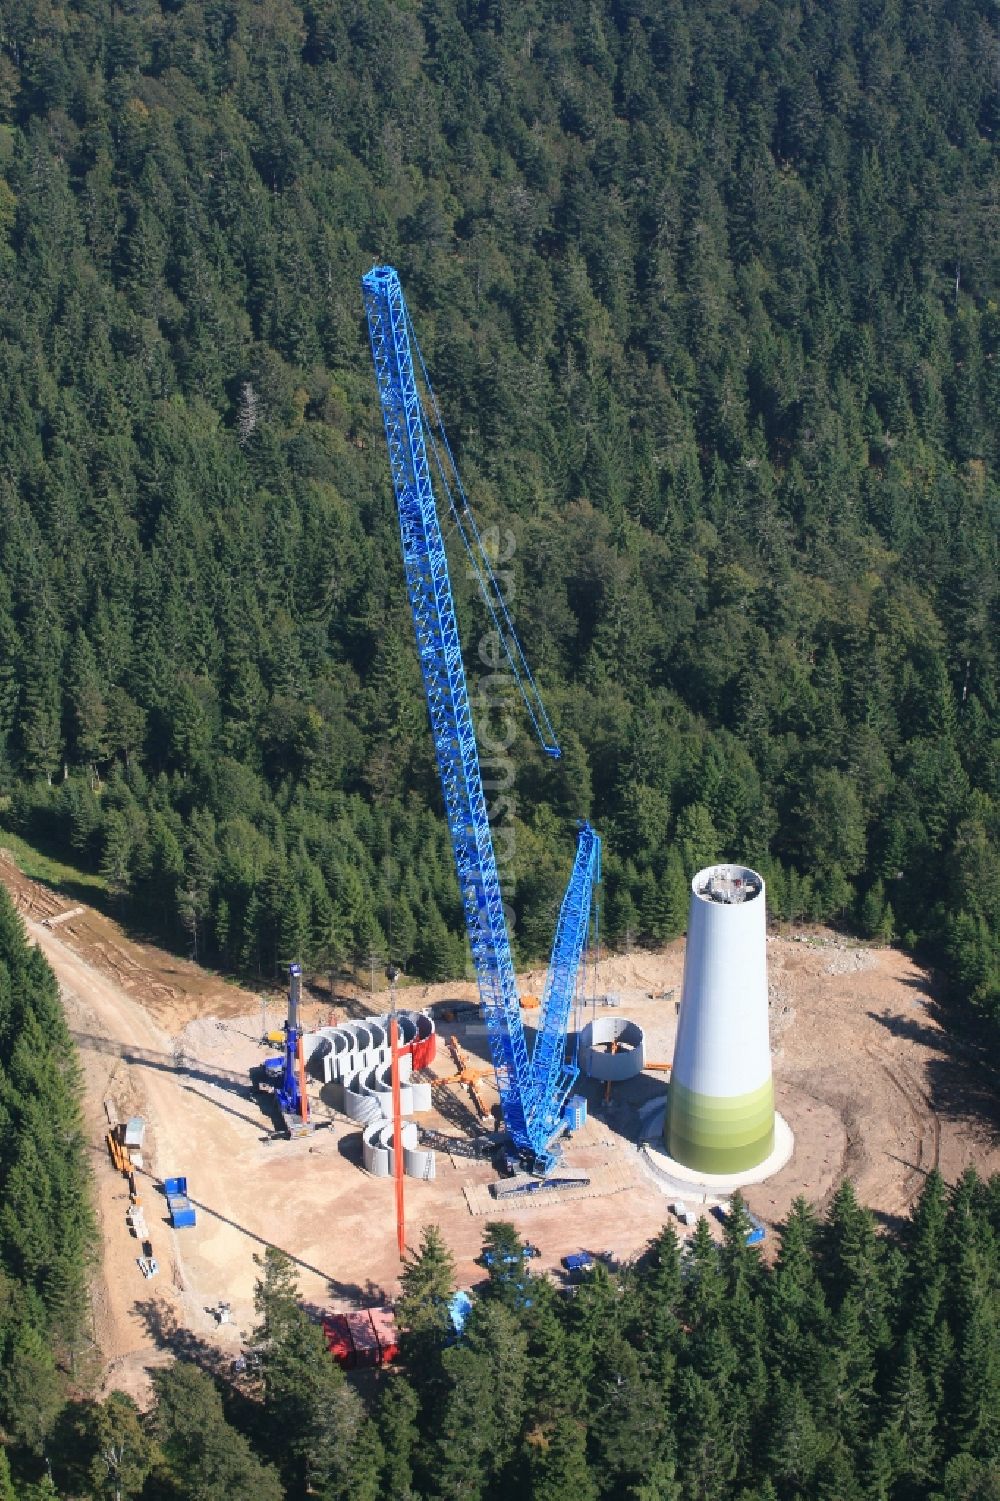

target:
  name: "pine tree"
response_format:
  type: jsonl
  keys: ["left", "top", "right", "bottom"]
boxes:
{"left": 251, "top": 1247, "right": 367, "bottom": 1493}
{"left": 878, "top": 1341, "right": 938, "bottom": 1496}
{"left": 0, "top": 1324, "right": 62, "bottom": 1455}
{"left": 948, "top": 1301, "right": 1000, "bottom": 1462}
{"left": 99, "top": 809, "right": 134, "bottom": 899}
{"left": 674, "top": 801, "right": 720, "bottom": 877}
{"left": 66, "top": 629, "right": 109, "bottom": 775}
{"left": 720, "top": 1191, "right": 764, "bottom": 1299}
{"left": 522, "top": 1280, "right": 585, "bottom": 1429}
{"left": 682, "top": 1217, "right": 727, "bottom": 1334}
{"left": 414, "top": 901, "right": 454, "bottom": 983}
{"left": 661, "top": 849, "right": 690, "bottom": 939}
{"left": 463, "top": 1301, "right": 530, "bottom": 1483}
{"left": 675, "top": 1367, "right": 738, "bottom": 1501}
{"left": 819, "top": 1181, "right": 891, "bottom": 1351}
{"left": 766, "top": 1376, "right": 822, "bottom": 1494}
{"left": 434, "top": 1345, "right": 496, "bottom": 1501}
{"left": 480, "top": 1220, "right": 534, "bottom": 1309}
{"left": 588, "top": 1330, "right": 670, "bottom": 1495}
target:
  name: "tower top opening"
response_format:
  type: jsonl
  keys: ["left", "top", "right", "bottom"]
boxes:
{"left": 692, "top": 863, "right": 763, "bottom": 905}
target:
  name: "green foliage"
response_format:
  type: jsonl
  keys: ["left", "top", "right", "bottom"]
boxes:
{"left": 0, "top": 890, "right": 95, "bottom": 1460}
{"left": 1, "top": 1164, "right": 996, "bottom": 1500}
{"left": 0, "top": 0, "right": 992, "bottom": 1046}
{"left": 251, "top": 1247, "right": 379, "bottom": 1499}
{"left": 396, "top": 1224, "right": 457, "bottom": 1355}
{"left": 479, "top": 1221, "right": 535, "bottom": 1310}
{"left": 149, "top": 1362, "right": 283, "bottom": 1501}
{"left": 84, "top": 1392, "right": 151, "bottom": 1501}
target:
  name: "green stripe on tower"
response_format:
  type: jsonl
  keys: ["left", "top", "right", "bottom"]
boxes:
{"left": 665, "top": 1078, "right": 775, "bottom": 1174}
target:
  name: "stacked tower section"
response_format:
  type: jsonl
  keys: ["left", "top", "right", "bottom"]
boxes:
{"left": 665, "top": 864, "right": 774, "bottom": 1174}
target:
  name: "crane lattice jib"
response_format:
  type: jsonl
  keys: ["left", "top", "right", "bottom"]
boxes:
{"left": 362, "top": 265, "right": 536, "bottom": 1154}
{"left": 530, "top": 821, "right": 601, "bottom": 1157}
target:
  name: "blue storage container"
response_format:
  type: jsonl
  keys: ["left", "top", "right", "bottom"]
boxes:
{"left": 163, "top": 1175, "right": 187, "bottom": 1197}
{"left": 169, "top": 1198, "right": 196, "bottom": 1229}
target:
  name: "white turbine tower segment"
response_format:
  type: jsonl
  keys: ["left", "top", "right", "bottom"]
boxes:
{"left": 665, "top": 864, "right": 775, "bottom": 1174}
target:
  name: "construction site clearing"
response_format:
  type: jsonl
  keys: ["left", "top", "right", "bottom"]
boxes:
{"left": 3, "top": 847, "right": 999, "bottom": 1405}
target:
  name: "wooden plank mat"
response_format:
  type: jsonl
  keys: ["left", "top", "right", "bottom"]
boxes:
{"left": 463, "top": 1161, "right": 635, "bottom": 1216}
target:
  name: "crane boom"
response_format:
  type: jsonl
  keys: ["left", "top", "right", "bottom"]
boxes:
{"left": 530, "top": 822, "right": 601, "bottom": 1153}
{"left": 362, "top": 264, "right": 599, "bottom": 1172}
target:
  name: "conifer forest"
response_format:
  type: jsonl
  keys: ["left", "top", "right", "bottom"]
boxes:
{"left": 0, "top": 0, "right": 996, "bottom": 1016}
{"left": 0, "top": 0, "right": 998, "bottom": 1495}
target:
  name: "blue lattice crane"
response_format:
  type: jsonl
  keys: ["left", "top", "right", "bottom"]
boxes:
{"left": 362, "top": 264, "right": 600, "bottom": 1176}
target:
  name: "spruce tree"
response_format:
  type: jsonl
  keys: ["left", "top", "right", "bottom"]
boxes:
{"left": 376, "top": 1377, "right": 421, "bottom": 1501}
{"left": 765, "top": 1375, "right": 822, "bottom": 1495}
{"left": 878, "top": 1340, "right": 938, "bottom": 1498}
{"left": 525, "top": 1416, "right": 599, "bottom": 1501}
{"left": 674, "top": 1367, "right": 738, "bottom": 1501}
{"left": 397, "top": 1225, "right": 456, "bottom": 1348}
{"left": 480, "top": 1221, "right": 533, "bottom": 1309}
{"left": 635, "top": 1222, "right": 683, "bottom": 1380}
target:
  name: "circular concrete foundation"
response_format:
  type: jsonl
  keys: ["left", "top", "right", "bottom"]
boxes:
{"left": 641, "top": 1107, "right": 794, "bottom": 1198}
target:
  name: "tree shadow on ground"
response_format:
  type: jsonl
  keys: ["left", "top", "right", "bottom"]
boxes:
{"left": 872, "top": 1206, "right": 920, "bottom": 1236}
{"left": 865, "top": 1005, "right": 1000, "bottom": 1148}
{"left": 134, "top": 1296, "right": 233, "bottom": 1379}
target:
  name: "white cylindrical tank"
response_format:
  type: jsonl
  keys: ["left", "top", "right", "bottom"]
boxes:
{"left": 665, "top": 863, "right": 774, "bottom": 1174}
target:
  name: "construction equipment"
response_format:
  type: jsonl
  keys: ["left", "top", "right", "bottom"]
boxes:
{"left": 250, "top": 963, "right": 314, "bottom": 1138}
{"left": 362, "top": 264, "right": 600, "bottom": 1177}
{"left": 432, "top": 1035, "right": 494, "bottom": 1121}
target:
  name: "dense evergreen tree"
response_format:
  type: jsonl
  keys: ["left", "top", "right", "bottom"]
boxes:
{"left": 0, "top": 1, "right": 998, "bottom": 1491}
{"left": 0, "top": 0, "right": 994, "bottom": 1033}
{"left": 0, "top": 863, "right": 997, "bottom": 1501}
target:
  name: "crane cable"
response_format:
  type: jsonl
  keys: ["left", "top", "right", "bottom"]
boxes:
{"left": 406, "top": 310, "right": 561, "bottom": 761}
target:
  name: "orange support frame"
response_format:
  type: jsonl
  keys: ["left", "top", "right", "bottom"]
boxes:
{"left": 390, "top": 1015, "right": 406, "bottom": 1259}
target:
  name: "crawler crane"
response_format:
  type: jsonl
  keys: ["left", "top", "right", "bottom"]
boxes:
{"left": 363, "top": 265, "right": 599, "bottom": 1177}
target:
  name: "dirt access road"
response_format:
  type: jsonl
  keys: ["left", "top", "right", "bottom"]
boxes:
{"left": 3, "top": 849, "right": 998, "bottom": 1404}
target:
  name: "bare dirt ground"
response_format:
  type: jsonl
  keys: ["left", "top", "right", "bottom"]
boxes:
{"left": 2, "top": 849, "right": 998, "bottom": 1405}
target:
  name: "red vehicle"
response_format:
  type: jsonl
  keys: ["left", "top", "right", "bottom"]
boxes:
{"left": 323, "top": 1308, "right": 400, "bottom": 1370}
{"left": 322, "top": 1315, "right": 354, "bottom": 1370}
